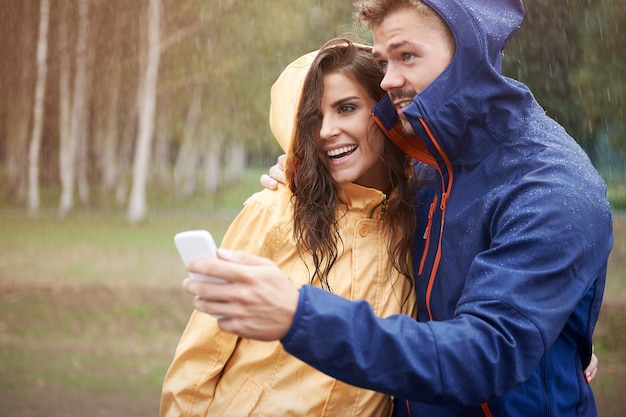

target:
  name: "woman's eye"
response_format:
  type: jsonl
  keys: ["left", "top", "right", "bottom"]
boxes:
{"left": 339, "top": 104, "right": 356, "bottom": 114}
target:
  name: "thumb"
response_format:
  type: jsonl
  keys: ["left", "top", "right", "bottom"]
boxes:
{"left": 217, "top": 248, "right": 274, "bottom": 266}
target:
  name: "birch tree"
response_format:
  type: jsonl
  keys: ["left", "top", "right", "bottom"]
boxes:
{"left": 58, "top": 0, "right": 90, "bottom": 218}
{"left": 127, "top": 0, "right": 161, "bottom": 223}
{"left": 58, "top": 3, "right": 72, "bottom": 191}
{"left": 27, "top": 0, "right": 50, "bottom": 217}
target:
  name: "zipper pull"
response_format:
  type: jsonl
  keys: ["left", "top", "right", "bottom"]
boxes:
{"left": 423, "top": 196, "right": 437, "bottom": 239}
{"left": 440, "top": 192, "right": 448, "bottom": 211}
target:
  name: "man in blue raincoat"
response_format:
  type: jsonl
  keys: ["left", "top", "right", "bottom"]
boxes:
{"left": 182, "top": 1, "right": 613, "bottom": 416}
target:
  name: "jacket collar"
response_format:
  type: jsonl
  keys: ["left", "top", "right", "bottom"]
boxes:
{"left": 337, "top": 183, "right": 387, "bottom": 218}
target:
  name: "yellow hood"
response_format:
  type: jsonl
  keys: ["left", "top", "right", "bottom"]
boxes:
{"left": 269, "top": 50, "right": 317, "bottom": 153}
{"left": 269, "top": 42, "right": 373, "bottom": 156}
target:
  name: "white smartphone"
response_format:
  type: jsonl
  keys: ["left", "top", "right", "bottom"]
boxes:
{"left": 174, "top": 230, "right": 225, "bottom": 283}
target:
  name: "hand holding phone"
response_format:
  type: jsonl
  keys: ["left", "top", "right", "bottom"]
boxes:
{"left": 174, "top": 230, "right": 225, "bottom": 283}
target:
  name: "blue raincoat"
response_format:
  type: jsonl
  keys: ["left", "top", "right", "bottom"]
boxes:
{"left": 281, "top": 1, "right": 613, "bottom": 416}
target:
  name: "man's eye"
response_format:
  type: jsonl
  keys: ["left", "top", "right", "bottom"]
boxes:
{"left": 402, "top": 53, "right": 415, "bottom": 62}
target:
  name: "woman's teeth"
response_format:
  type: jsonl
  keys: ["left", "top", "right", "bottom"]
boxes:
{"left": 327, "top": 145, "right": 357, "bottom": 158}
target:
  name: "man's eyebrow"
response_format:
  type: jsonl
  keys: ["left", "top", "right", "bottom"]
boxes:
{"left": 372, "top": 40, "right": 414, "bottom": 59}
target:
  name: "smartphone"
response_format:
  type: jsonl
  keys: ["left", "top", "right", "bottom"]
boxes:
{"left": 174, "top": 230, "right": 225, "bottom": 283}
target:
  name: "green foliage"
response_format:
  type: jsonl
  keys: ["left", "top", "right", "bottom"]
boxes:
{"left": 503, "top": 1, "right": 590, "bottom": 143}
{"left": 502, "top": 0, "right": 625, "bottom": 157}
{"left": 159, "top": 0, "right": 357, "bottom": 161}
{"left": 571, "top": 0, "right": 626, "bottom": 149}
{"left": 608, "top": 181, "right": 626, "bottom": 211}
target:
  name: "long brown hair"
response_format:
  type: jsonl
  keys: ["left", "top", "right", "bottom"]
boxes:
{"left": 286, "top": 38, "right": 416, "bottom": 295}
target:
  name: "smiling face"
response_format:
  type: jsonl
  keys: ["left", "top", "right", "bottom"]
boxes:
{"left": 372, "top": 5, "right": 455, "bottom": 135}
{"left": 316, "top": 71, "right": 388, "bottom": 190}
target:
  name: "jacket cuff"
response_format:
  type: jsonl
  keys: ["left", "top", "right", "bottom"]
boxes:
{"left": 281, "top": 285, "right": 310, "bottom": 347}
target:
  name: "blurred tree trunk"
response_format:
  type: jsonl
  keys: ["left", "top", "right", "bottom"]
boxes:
{"left": 203, "top": 132, "right": 222, "bottom": 193}
{"left": 152, "top": 105, "right": 171, "bottom": 187}
{"left": 27, "top": 0, "right": 50, "bottom": 217}
{"left": 58, "top": 0, "right": 90, "bottom": 218}
{"left": 92, "top": 49, "right": 121, "bottom": 195}
{"left": 100, "top": 65, "right": 121, "bottom": 194}
{"left": 174, "top": 142, "right": 199, "bottom": 199}
{"left": 128, "top": 0, "right": 161, "bottom": 223}
{"left": 174, "top": 93, "right": 201, "bottom": 198}
{"left": 4, "top": 1, "right": 34, "bottom": 203}
{"left": 115, "top": 112, "right": 137, "bottom": 206}
{"left": 224, "top": 142, "right": 246, "bottom": 183}
{"left": 58, "top": 3, "right": 72, "bottom": 199}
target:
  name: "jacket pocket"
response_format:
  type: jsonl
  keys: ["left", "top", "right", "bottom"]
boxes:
{"left": 212, "top": 375, "right": 263, "bottom": 416}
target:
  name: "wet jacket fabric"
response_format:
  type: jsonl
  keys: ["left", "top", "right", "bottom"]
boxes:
{"left": 281, "top": 1, "right": 613, "bottom": 416}
{"left": 160, "top": 183, "right": 415, "bottom": 417}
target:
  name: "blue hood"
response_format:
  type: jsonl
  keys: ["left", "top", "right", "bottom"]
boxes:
{"left": 376, "top": 0, "right": 533, "bottom": 165}
{"left": 427, "top": 0, "right": 524, "bottom": 72}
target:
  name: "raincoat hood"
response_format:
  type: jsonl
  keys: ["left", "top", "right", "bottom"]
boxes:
{"left": 375, "top": 0, "right": 529, "bottom": 165}
{"left": 268, "top": 42, "right": 375, "bottom": 157}
{"left": 426, "top": 0, "right": 524, "bottom": 72}
{"left": 269, "top": 51, "right": 317, "bottom": 154}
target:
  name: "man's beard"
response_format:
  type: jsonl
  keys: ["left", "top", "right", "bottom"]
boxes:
{"left": 389, "top": 91, "right": 418, "bottom": 136}
{"left": 399, "top": 114, "right": 416, "bottom": 136}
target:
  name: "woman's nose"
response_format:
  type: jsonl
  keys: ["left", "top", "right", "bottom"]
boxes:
{"left": 319, "top": 117, "right": 340, "bottom": 141}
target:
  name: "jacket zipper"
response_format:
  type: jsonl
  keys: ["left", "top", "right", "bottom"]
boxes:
{"left": 418, "top": 194, "right": 438, "bottom": 276}
{"left": 375, "top": 113, "right": 495, "bottom": 416}
{"left": 417, "top": 118, "right": 452, "bottom": 321}
{"left": 413, "top": 118, "right": 494, "bottom": 417}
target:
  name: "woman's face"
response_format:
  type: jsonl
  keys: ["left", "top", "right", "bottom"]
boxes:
{"left": 316, "top": 71, "right": 387, "bottom": 190}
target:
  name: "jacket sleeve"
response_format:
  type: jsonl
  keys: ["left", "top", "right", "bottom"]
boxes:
{"left": 160, "top": 197, "right": 280, "bottom": 416}
{"left": 281, "top": 178, "right": 613, "bottom": 405}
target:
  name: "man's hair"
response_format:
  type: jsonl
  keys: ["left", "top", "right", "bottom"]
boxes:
{"left": 353, "top": 0, "right": 455, "bottom": 54}
{"left": 354, "top": 0, "right": 435, "bottom": 28}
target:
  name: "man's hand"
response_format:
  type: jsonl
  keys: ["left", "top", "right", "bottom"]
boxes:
{"left": 260, "top": 154, "right": 287, "bottom": 190}
{"left": 183, "top": 248, "right": 299, "bottom": 341}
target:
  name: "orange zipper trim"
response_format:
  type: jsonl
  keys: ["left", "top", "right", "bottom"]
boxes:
{"left": 379, "top": 114, "right": 491, "bottom": 417}
{"left": 417, "top": 118, "right": 452, "bottom": 321}
{"left": 418, "top": 194, "right": 438, "bottom": 276}
{"left": 480, "top": 402, "right": 493, "bottom": 417}
{"left": 383, "top": 123, "right": 439, "bottom": 168}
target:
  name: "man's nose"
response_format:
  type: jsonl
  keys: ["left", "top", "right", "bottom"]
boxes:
{"left": 380, "top": 65, "right": 404, "bottom": 92}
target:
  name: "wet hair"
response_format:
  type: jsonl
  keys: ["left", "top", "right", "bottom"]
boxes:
{"left": 354, "top": 0, "right": 437, "bottom": 27}
{"left": 354, "top": 0, "right": 455, "bottom": 52}
{"left": 287, "top": 38, "right": 416, "bottom": 298}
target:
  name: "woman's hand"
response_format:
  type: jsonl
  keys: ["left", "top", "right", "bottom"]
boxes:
{"left": 584, "top": 348, "right": 598, "bottom": 383}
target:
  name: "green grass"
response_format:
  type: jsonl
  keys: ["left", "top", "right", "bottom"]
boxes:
{"left": 0, "top": 170, "right": 267, "bottom": 416}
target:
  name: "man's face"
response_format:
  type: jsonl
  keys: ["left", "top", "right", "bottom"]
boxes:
{"left": 372, "top": 6, "right": 454, "bottom": 135}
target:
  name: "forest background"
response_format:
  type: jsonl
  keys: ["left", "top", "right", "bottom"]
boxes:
{"left": 0, "top": 0, "right": 625, "bottom": 416}
{"left": 1, "top": 0, "right": 625, "bottom": 220}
